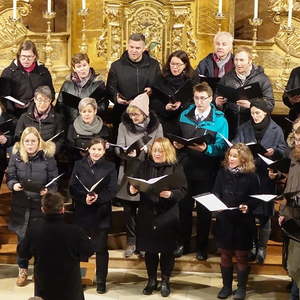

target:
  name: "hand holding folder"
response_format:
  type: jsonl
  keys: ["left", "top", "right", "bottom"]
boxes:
{"left": 75, "top": 175, "right": 105, "bottom": 195}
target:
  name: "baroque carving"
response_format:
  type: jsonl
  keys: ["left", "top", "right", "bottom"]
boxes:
{"left": 269, "top": 0, "right": 300, "bottom": 24}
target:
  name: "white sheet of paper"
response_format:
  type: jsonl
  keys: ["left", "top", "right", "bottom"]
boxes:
{"left": 193, "top": 193, "right": 235, "bottom": 211}
{"left": 127, "top": 175, "right": 168, "bottom": 185}
{"left": 250, "top": 194, "right": 277, "bottom": 202}
{"left": 4, "top": 96, "right": 25, "bottom": 106}
{"left": 257, "top": 153, "right": 274, "bottom": 165}
{"left": 218, "top": 132, "right": 232, "bottom": 147}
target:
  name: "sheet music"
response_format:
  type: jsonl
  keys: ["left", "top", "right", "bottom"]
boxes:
{"left": 193, "top": 193, "right": 237, "bottom": 211}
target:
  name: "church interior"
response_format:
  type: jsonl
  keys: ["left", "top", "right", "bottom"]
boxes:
{"left": 0, "top": 0, "right": 299, "bottom": 299}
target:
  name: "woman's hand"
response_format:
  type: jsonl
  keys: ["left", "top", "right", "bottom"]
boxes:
{"left": 160, "top": 190, "right": 172, "bottom": 198}
{"left": 86, "top": 193, "right": 98, "bottom": 205}
{"left": 40, "top": 188, "right": 48, "bottom": 196}
{"left": 215, "top": 96, "right": 227, "bottom": 107}
{"left": 264, "top": 148, "right": 274, "bottom": 157}
{"left": 13, "top": 183, "right": 23, "bottom": 192}
{"left": 129, "top": 184, "right": 138, "bottom": 195}
{"left": 0, "top": 135, "right": 7, "bottom": 145}
{"left": 268, "top": 168, "right": 278, "bottom": 180}
{"left": 236, "top": 99, "right": 251, "bottom": 108}
{"left": 239, "top": 204, "right": 248, "bottom": 214}
{"left": 173, "top": 141, "right": 184, "bottom": 150}
{"left": 278, "top": 215, "right": 285, "bottom": 226}
{"left": 127, "top": 149, "right": 137, "bottom": 157}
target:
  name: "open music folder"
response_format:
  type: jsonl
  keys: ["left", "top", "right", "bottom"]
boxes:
{"left": 193, "top": 193, "right": 238, "bottom": 211}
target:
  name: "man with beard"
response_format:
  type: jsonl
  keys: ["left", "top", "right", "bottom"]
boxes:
{"left": 278, "top": 126, "right": 300, "bottom": 300}
{"left": 215, "top": 46, "right": 274, "bottom": 139}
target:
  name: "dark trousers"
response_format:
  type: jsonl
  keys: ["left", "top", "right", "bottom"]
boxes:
{"left": 291, "top": 280, "right": 300, "bottom": 300}
{"left": 87, "top": 229, "right": 109, "bottom": 283}
{"left": 123, "top": 202, "right": 139, "bottom": 245}
{"left": 145, "top": 252, "right": 175, "bottom": 278}
{"left": 179, "top": 178, "right": 213, "bottom": 252}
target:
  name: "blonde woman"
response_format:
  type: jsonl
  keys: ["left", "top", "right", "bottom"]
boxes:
{"left": 7, "top": 127, "right": 58, "bottom": 287}
{"left": 129, "top": 137, "right": 187, "bottom": 297}
{"left": 212, "top": 144, "right": 259, "bottom": 300}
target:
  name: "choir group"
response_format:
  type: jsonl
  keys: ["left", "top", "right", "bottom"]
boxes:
{"left": 1, "top": 32, "right": 300, "bottom": 300}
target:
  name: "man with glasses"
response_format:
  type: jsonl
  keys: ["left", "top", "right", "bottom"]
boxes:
{"left": 14, "top": 85, "right": 64, "bottom": 153}
{"left": 1, "top": 40, "right": 55, "bottom": 117}
{"left": 174, "top": 82, "right": 228, "bottom": 260}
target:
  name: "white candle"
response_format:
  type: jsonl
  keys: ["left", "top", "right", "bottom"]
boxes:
{"left": 47, "top": 0, "right": 51, "bottom": 13}
{"left": 82, "top": 0, "right": 86, "bottom": 10}
{"left": 218, "top": 0, "right": 222, "bottom": 15}
{"left": 288, "top": 0, "right": 293, "bottom": 28}
{"left": 254, "top": 0, "right": 259, "bottom": 19}
{"left": 12, "top": 0, "right": 17, "bottom": 20}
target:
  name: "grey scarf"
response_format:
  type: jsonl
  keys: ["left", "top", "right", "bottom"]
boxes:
{"left": 73, "top": 115, "right": 103, "bottom": 136}
{"left": 215, "top": 53, "right": 232, "bottom": 78}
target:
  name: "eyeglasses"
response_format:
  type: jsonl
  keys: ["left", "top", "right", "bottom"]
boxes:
{"left": 194, "top": 95, "right": 211, "bottom": 102}
{"left": 20, "top": 55, "right": 35, "bottom": 60}
{"left": 170, "top": 63, "right": 185, "bottom": 68}
{"left": 128, "top": 112, "right": 143, "bottom": 118}
{"left": 35, "top": 98, "right": 51, "bottom": 104}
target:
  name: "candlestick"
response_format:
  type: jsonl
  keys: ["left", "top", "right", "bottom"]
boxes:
{"left": 254, "top": 0, "right": 259, "bottom": 19}
{"left": 287, "top": 0, "right": 293, "bottom": 28}
{"left": 82, "top": 0, "right": 86, "bottom": 10}
{"left": 248, "top": 17, "right": 263, "bottom": 63}
{"left": 215, "top": 13, "right": 225, "bottom": 32}
{"left": 78, "top": 8, "right": 89, "bottom": 53}
{"left": 12, "top": 0, "right": 17, "bottom": 20}
{"left": 9, "top": 15, "right": 20, "bottom": 58}
{"left": 218, "top": 0, "right": 222, "bottom": 16}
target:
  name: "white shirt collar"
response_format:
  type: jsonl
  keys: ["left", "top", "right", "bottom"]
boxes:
{"left": 195, "top": 106, "right": 211, "bottom": 121}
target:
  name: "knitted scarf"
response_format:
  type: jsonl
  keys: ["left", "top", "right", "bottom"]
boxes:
{"left": 73, "top": 115, "right": 103, "bottom": 136}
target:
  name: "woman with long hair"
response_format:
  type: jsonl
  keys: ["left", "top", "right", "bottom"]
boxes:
{"left": 213, "top": 144, "right": 259, "bottom": 300}
{"left": 129, "top": 137, "right": 187, "bottom": 297}
{"left": 69, "top": 137, "right": 117, "bottom": 294}
{"left": 7, "top": 127, "right": 58, "bottom": 286}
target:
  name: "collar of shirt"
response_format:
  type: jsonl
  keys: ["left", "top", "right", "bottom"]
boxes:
{"left": 195, "top": 106, "right": 211, "bottom": 121}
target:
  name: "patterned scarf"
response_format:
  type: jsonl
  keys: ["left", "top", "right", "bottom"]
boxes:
{"left": 213, "top": 53, "right": 232, "bottom": 78}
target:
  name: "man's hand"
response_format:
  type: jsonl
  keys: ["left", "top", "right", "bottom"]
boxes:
{"left": 188, "top": 143, "right": 207, "bottom": 152}
{"left": 264, "top": 148, "right": 274, "bottom": 157}
{"left": 13, "top": 183, "right": 23, "bottom": 191}
{"left": 239, "top": 204, "right": 248, "bottom": 214}
{"left": 173, "top": 141, "right": 184, "bottom": 150}
{"left": 117, "top": 93, "right": 130, "bottom": 105}
{"left": 215, "top": 96, "right": 227, "bottom": 107}
{"left": 236, "top": 99, "right": 251, "bottom": 108}
{"left": 160, "top": 190, "right": 172, "bottom": 198}
{"left": 289, "top": 95, "right": 300, "bottom": 104}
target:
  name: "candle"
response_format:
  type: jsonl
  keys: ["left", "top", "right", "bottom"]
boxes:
{"left": 12, "top": 0, "right": 17, "bottom": 20}
{"left": 254, "top": 0, "right": 259, "bottom": 19}
{"left": 218, "top": 0, "right": 222, "bottom": 15}
{"left": 288, "top": 0, "right": 293, "bottom": 28}
{"left": 47, "top": 0, "right": 51, "bottom": 13}
{"left": 82, "top": 0, "right": 86, "bottom": 10}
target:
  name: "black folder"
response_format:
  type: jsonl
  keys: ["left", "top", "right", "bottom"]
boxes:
{"left": 75, "top": 174, "right": 104, "bottom": 195}
{"left": 281, "top": 219, "right": 300, "bottom": 243}
{"left": 198, "top": 75, "right": 220, "bottom": 92}
{"left": 118, "top": 91, "right": 146, "bottom": 102}
{"left": 153, "top": 80, "right": 194, "bottom": 104}
{"left": 0, "top": 77, "right": 11, "bottom": 97}
{"left": 246, "top": 142, "right": 267, "bottom": 155}
{"left": 0, "top": 118, "right": 13, "bottom": 135}
{"left": 285, "top": 87, "right": 300, "bottom": 98}
{"left": 46, "top": 130, "right": 64, "bottom": 142}
{"left": 216, "top": 82, "right": 263, "bottom": 102}
{"left": 21, "top": 174, "right": 63, "bottom": 192}
{"left": 168, "top": 130, "right": 216, "bottom": 146}
{"left": 128, "top": 172, "right": 182, "bottom": 194}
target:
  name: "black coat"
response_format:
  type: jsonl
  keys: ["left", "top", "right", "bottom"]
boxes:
{"left": 15, "top": 103, "right": 65, "bottom": 153}
{"left": 56, "top": 69, "right": 108, "bottom": 124}
{"left": 17, "top": 214, "right": 94, "bottom": 300}
{"left": 217, "top": 65, "right": 274, "bottom": 138}
{"left": 134, "top": 160, "right": 187, "bottom": 252}
{"left": 212, "top": 168, "right": 260, "bottom": 250}
{"left": 150, "top": 74, "right": 193, "bottom": 134}
{"left": 233, "top": 119, "right": 288, "bottom": 216}
{"left": 283, "top": 66, "right": 300, "bottom": 121}
{"left": 106, "top": 51, "right": 161, "bottom": 125}
{"left": 6, "top": 148, "right": 58, "bottom": 238}
{"left": 1, "top": 60, "right": 55, "bottom": 116}
{"left": 69, "top": 157, "right": 117, "bottom": 231}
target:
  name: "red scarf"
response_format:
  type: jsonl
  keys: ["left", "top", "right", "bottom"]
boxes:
{"left": 22, "top": 62, "right": 36, "bottom": 73}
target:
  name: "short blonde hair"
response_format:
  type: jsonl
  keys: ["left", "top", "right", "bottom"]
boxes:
{"left": 78, "top": 97, "right": 97, "bottom": 112}
{"left": 126, "top": 105, "right": 146, "bottom": 117}
{"left": 149, "top": 137, "right": 177, "bottom": 164}
{"left": 223, "top": 143, "right": 255, "bottom": 173}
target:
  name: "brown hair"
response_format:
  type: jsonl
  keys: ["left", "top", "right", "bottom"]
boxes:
{"left": 17, "top": 40, "right": 38, "bottom": 60}
{"left": 149, "top": 137, "right": 177, "bottom": 164}
{"left": 71, "top": 53, "right": 90, "bottom": 68}
{"left": 223, "top": 143, "right": 255, "bottom": 173}
{"left": 128, "top": 33, "right": 146, "bottom": 43}
{"left": 34, "top": 85, "right": 52, "bottom": 101}
{"left": 42, "top": 192, "right": 65, "bottom": 214}
{"left": 193, "top": 82, "right": 213, "bottom": 97}
{"left": 235, "top": 46, "right": 253, "bottom": 60}
{"left": 87, "top": 137, "right": 107, "bottom": 150}
{"left": 162, "top": 50, "right": 194, "bottom": 78}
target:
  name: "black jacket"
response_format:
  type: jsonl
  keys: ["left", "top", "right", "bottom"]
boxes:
{"left": 134, "top": 159, "right": 187, "bottom": 252}
{"left": 17, "top": 214, "right": 94, "bottom": 300}
{"left": 213, "top": 168, "right": 260, "bottom": 250}
{"left": 15, "top": 103, "right": 65, "bottom": 153}
{"left": 233, "top": 119, "right": 288, "bottom": 215}
{"left": 69, "top": 157, "right": 117, "bottom": 231}
{"left": 7, "top": 145, "right": 58, "bottom": 238}
{"left": 217, "top": 65, "right": 274, "bottom": 138}
{"left": 150, "top": 74, "right": 193, "bottom": 134}
{"left": 1, "top": 60, "right": 55, "bottom": 116}
{"left": 57, "top": 69, "right": 108, "bottom": 124}
{"left": 283, "top": 66, "right": 300, "bottom": 121}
